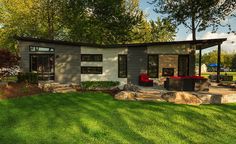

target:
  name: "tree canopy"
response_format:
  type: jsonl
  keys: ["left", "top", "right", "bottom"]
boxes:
{"left": 197, "top": 50, "right": 234, "bottom": 68}
{"left": 0, "top": 0, "right": 176, "bottom": 51}
{"left": 151, "top": 0, "right": 236, "bottom": 40}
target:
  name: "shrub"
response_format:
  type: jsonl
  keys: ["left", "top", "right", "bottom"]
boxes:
{"left": 208, "top": 74, "right": 233, "bottom": 81}
{"left": 0, "top": 49, "right": 20, "bottom": 81}
{"left": 17, "top": 72, "right": 38, "bottom": 84}
{"left": 81, "top": 81, "right": 120, "bottom": 90}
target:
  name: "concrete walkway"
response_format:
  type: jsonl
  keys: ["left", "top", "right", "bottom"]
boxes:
{"left": 136, "top": 83, "right": 236, "bottom": 104}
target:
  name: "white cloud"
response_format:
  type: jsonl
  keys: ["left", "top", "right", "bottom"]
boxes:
{"left": 185, "top": 34, "right": 192, "bottom": 40}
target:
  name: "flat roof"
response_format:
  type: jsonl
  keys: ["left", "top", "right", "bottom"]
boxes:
{"left": 15, "top": 36, "right": 227, "bottom": 50}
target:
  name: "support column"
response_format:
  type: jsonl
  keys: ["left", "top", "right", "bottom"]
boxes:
{"left": 199, "top": 48, "right": 202, "bottom": 76}
{"left": 188, "top": 45, "right": 196, "bottom": 76}
{"left": 217, "top": 43, "right": 221, "bottom": 83}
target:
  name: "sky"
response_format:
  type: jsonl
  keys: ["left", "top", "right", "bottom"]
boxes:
{"left": 139, "top": 0, "right": 236, "bottom": 53}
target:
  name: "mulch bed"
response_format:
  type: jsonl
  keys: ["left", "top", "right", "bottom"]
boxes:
{"left": 0, "top": 82, "right": 43, "bottom": 99}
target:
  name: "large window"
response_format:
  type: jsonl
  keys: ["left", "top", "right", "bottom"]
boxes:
{"left": 81, "top": 66, "right": 102, "bottom": 74}
{"left": 148, "top": 55, "right": 159, "bottom": 78}
{"left": 29, "top": 46, "right": 54, "bottom": 52}
{"left": 118, "top": 55, "right": 127, "bottom": 78}
{"left": 30, "top": 54, "right": 55, "bottom": 80}
{"left": 81, "top": 54, "right": 102, "bottom": 62}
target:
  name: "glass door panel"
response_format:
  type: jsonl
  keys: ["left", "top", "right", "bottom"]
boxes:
{"left": 30, "top": 54, "right": 55, "bottom": 80}
{"left": 178, "top": 55, "right": 189, "bottom": 76}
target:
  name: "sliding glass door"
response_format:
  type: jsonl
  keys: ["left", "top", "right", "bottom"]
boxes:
{"left": 178, "top": 55, "right": 189, "bottom": 76}
{"left": 30, "top": 54, "right": 55, "bottom": 80}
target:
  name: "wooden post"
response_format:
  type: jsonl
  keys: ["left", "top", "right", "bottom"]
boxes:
{"left": 199, "top": 48, "right": 202, "bottom": 76}
{"left": 217, "top": 43, "right": 221, "bottom": 83}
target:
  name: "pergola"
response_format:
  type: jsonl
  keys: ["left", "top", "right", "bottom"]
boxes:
{"left": 195, "top": 38, "right": 227, "bottom": 83}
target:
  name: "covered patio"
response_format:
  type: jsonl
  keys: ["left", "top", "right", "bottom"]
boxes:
{"left": 196, "top": 38, "right": 227, "bottom": 83}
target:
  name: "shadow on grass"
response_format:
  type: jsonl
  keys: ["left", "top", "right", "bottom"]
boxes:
{"left": 0, "top": 92, "right": 235, "bottom": 143}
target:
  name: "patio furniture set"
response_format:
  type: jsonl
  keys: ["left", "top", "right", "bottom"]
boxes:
{"left": 139, "top": 73, "right": 209, "bottom": 91}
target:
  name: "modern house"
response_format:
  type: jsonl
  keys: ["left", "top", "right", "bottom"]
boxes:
{"left": 16, "top": 37, "right": 226, "bottom": 85}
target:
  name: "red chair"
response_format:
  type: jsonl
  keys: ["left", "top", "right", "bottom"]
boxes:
{"left": 139, "top": 73, "right": 153, "bottom": 86}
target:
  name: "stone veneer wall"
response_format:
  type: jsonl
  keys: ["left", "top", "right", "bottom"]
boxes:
{"left": 159, "top": 55, "right": 178, "bottom": 77}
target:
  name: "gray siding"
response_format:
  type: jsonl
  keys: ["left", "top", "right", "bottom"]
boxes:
{"left": 127, "top": 47, "right": 147, "bottom": 84}
{"left": 19, "top": 41, "right": 81, "bottom": 84}
{"left": 55, "top": 45, "right": 81, "bottom": 84}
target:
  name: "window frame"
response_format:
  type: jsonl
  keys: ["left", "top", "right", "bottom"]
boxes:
{"left": 29, "top": 45, "right": 54, "bottom": 52}
{"left": 118, "top": 54, "right": 127, "bottom": 78}
{"left": 81, "top": 66, "right": 103, "bottom": 74}
{"left": 178, "top": 55, "right": 189, "bottom": 76}
{"left": 147, "top": 54, "right": 159, "bottom": 78}
{"left": 81, "top": 54, "right": 103, "bottom": 62}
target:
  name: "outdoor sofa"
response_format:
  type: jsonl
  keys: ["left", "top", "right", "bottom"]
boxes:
{"left": 164, "top": 76, "right": 209, "bottom": 91}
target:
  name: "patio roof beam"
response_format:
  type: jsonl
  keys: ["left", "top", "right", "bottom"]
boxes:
{"left": 217, "top": 43, "right": 221, "bottom": 83}
{"left": 199, "top": 47, "right": 202, "bottom": 76}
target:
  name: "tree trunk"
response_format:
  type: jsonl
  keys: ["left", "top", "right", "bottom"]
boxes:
{"left": 191, "top": 14, "right": 196, "bottom": 41}
{"left": 47, "top": 0, "right": 54, "bottom": 40}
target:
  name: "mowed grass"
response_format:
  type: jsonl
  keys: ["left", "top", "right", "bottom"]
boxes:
{"left": 201, "top": 72, "right": 236, "bottom": 81}
{"left": 0, "top": 92, "right": 236, "bottom": 144}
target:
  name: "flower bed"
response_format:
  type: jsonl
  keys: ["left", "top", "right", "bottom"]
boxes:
{"left": 0, "top": 82, "right": 43, "bottom": 99}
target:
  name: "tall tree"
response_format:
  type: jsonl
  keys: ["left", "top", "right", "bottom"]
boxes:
{"left": 201, "top": 50, "right": 234, "bottom": 68}
{"left": 0, "top": 0, "right": 176, "bottom": 51}
{"left": 149, "top": 18, "right": 176, "bottom": 42}
{"left": 0, "top": 0, "right": 64, "bottom": 51}
{"left": 131, "top": 17, "right": 176, "bottom": 43}
{"left": 231, "top": 54, "right": 236, "bottom": 70}
{"left": 150, "top": 0, "right": 236, "bottom": 41}
{"left": 63, "top": 0, "right": 143, "bottom": 44}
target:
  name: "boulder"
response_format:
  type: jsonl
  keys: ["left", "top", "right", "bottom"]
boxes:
{"left": 114, "top": 91, "right": 136, "bottom": 100}
{"left": 221, "top": 94, "right": 236, "bottom": 103}
{"left": 196, "top": 94, "right": 222, "bottom": 104}
{"left": 162, "top": 92, "right": 202, "bottom": 105}
{"left": 194, "top": 80, "right": 211, "bottom": 91}
{"left": 123, "top": 83, "right": 140, "bottom": 92}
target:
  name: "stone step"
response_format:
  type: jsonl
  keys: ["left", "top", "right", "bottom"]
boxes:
{"left": 53, "top": 86, "right": 72, "bottom": 91}
{"left": 54, "top": 88, "right": 77, "bottom": 93}
{"left": 136, "top": 93, "right": 162, "bottom": 98}
{"left": 135, "top": 97, "right": 165, "bottom": 101}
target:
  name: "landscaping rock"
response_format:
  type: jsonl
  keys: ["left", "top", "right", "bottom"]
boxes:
{"left": 194, "top": 80, "right": 210, "bottom": 91}
{"left": 114, "top": 91, "right": 136, "bottom": 100}
{"left": 195, "top": 94, "right": 222, "bottom": 104}
{"left": 221, "top": 94, "right": 236, "bottom": 103}
{"left": 123, "top": 83, "right": 140, "bottom": 92}
{"left": 161, "top": 92, "right": 202, "bottom": 105}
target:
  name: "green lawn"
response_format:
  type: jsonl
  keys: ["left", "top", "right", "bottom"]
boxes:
{"left": 0, "top": 92, "right": 236, "bottom": 144}
{"left": 201, "top": 72, "right": 236, "bottom": 81}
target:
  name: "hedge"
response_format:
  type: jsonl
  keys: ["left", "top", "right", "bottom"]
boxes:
{"left": 81, "top": 81, "right": 120, "bottom": 89}
{"left": 17, "top": 72, "right": 38, "bottom": 84}
{"left": 208, "top": 75, "right": 233, "bottom": 81}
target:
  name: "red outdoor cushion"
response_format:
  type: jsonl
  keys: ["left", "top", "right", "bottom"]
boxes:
{"left": 139, "top": 73, "right": 153, "bottom": 83}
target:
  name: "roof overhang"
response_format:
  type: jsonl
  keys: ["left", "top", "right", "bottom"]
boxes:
{"left": 15, "top": 36, "right": 227, "bottom": 49}
{"left": 194, "top": 38, "right": 227, "bottom": 50}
